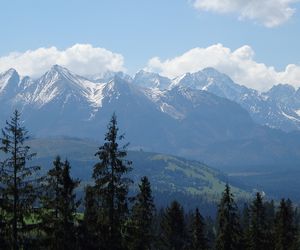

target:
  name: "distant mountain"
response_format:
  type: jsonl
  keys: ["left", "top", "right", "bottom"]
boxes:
{"left": 1, "top": 66, "right": 300, "bottom": 173}
{"left": 172, "top": 68, "right": 300, "bottom": 132}
{"left": 133, "top": 70, "right": 171, "bottom": 89}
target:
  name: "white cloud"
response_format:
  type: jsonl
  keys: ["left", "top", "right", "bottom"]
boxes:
{"left": 0, "top": 44, "right": 125, "bottom": 77}
{"left": 192, "top": 0, "right": 299, "bottom": 27}
{"left": 146, "top": 44, "right": 300, "bottom": 91}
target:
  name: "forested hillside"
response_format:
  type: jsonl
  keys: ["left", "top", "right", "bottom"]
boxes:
{"left": 0, "top": 111, "right": 299, "bottom": 249}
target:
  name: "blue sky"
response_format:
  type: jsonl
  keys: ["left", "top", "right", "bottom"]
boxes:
{"left": 1, "top": 0, "right": 300, "bottom": 90}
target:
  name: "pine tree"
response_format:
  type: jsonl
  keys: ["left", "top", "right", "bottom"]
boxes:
{"left": 216, "top": 184, "right": 242, "bottom": 250}
{"left": 274, "top": 199, "right": 298, "bottom": 250}
{"left": 247, "top": 192, "right": 268, "bottom": 250}
{"left": 160, "top": 200, "right": 186, "bottom": 250}
{"left": 127, "top": 176, "right": 155, "bottom": 250}
{"left": 0, "top": 110, "right": 41, "bottom": 250}
{"left": 40, "top": 157, "right": 80, "bottom": 250}
{"left": 92, "top": 113, "right": 133, "bottom": 250}
{"left": 190, "top": 208, "right": 207, "bottom": 250}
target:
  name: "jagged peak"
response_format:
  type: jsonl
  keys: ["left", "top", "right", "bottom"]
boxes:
{"left": 39, "top": 65, "right": 81, "bottom": 86}
{"left": 135, "top": 69, "right": 157, "bottom": 77}
{"left": 48, "top": 64, "right": 73, "bottom": 76}
{"left": 202, "top": 67, "right": 222, "bottom": 75}
{"left": 134, "top": 69, "right": 171, "bottom": 80}
{"left": 0, "top": 68, "right": 21, "bottom": 93}
{"left": 1, "top": 68, "right": 19, "bottom": 78}
{"left": 268, "top": 83, "right": 295, "bottom": 92}
{"left": 133, "top": 70, "right": 171, "bottom": 89}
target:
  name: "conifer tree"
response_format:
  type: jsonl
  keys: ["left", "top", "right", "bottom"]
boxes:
{"left": 127, "top": 176, "right": 155, "bottom": 250}
{"left": 40, "top": 157, "right": 80, "bottom": 250}
{"left": 60, "top": 160, "right": 80, "bottom": 249}
{"left": 241, "top": 203, "right": 250, "bottom": 249}
{"left": 264, "top": 200, "right": 276, "bottom": 249}
{"left": 190, "top": 208, "right": 207, "bottom": 250}
{"left": 216, "top": 184, "right": 242, "bottom": 250}
{"left": 247, "top": 192, "right": 268, "bottom": 250}
{"left": 0, "top": 110, "right": 41, "bottom": 250}
{"left": 80, "top": 185, "right": 99, "bottom": 250}
{"left": 92, "top": 113, "right": 132, "bottom": 250}
{"left": 274, "top": 199, "right": 298, "bottom": 250}
{"left": 205, "top": 216, "right": 216, "bottom": 249}
{"left": 0, "top": 210, "right": 8, "bottom": 249}
{"left": 39, "top": 156, "right": 63, "bottom": 249}
{"left": 160, "top": 200, "right": 186, "bottom": 250}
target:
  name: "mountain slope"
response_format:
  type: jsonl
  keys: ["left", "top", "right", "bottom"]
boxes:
{"left": 172, "top": 68, "right": 300, "bottom": 132}
{"left": 27, "top": 137, "right": 251, "bottom": 208}
{"left": 133, "top": 70, "right": 171, "bottom": 89}
{"left": 29, "top": 137, "right": 300, "bottom": 203}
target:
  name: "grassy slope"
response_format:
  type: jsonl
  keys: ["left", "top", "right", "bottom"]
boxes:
{"left": 28, "top": 137, "right": 251, "bottom": 201}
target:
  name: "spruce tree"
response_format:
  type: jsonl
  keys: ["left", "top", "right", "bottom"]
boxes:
{"left": 274, "top": 199, "right": 298, "bottom": 250}
{"left": 216, "top": 184, "right": 242, "bottom": 250}
{"left": 190, "top": 208, "right": 207, "bottom": 250}
{"left": 40, "top": 157, "right": 80, "bottom": 250}
{"left": 0, "top": 110, "right": 41, "bottom": 250}
{"left": 205, "top": 216, "right": 216, "bottom": 249}
{"left": 160, "top": 200, "right": 186, "bottom": 250}
{"left": 247, "top": 192, "right": 268, "bottom": 250}
{"left": 80, "top": 185, "right": 99, "bottom": 250}
{"left": 241, "top": 203, "right": 250, "bottom": 249}
{"left": 0, "top": 209, "right": 8, "bottom": 249}
{"left": 127, "top": 176, "right": 155, "bottom": 250}
{"left": 92, "top": 113, "right": 132, "bottom": 250}
{"left": 60, "top": 160, "right": 80, "bottom": 249}
{"left": 39, "top": 156, "right": 63, "bottom": 249}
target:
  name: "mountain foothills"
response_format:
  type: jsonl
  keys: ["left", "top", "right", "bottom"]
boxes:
{"left": 27, "top": 137, "right": 250, "bottom": 212}
{"left": 1, "top": 65, "right": 300, "bottom": 172}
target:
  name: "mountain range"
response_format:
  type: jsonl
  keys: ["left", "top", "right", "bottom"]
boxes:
{"left": 1, "top": 65, "right": 300, "bottom": 172}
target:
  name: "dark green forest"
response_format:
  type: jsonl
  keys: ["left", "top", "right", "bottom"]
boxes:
{"left": 1, "top": 110, "right": 300, "bottom": 250}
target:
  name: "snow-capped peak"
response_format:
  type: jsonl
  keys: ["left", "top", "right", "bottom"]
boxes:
{"left": 0, "top": 68, "right": 20, "bottom": 93}
{"left": 133, "top": 70, "right": 171, "bottom": 89}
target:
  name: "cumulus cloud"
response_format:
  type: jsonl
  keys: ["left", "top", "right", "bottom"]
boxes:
{"left": 0, "top": 44, "right": 125, "bottom": 77}
{"left": 192, "top": 0, "right": 299, "bottom": 27}
{"left": 146, "top": 44, "right": 300, "bottom": 91}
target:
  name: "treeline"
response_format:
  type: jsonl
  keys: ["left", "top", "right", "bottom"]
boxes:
{"left": 0, "top": 110, "right": 299, "bottom": 250}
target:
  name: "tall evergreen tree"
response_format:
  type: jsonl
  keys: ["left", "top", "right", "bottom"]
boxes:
{"left": 247, "top": 192, "right": 268, "bottom": 250}
{"left": 40, "top": 157, "right": 80, "bottom": 250}
{"left": 160, "top": 200, "right": 186, "bottom": 250}
{"left": 80, "top": 185, "right": 99, "bottom": 250}
{"left": 216, "top": 184, "right": 242, "bottom": 250}
{"left": 39, "top": 156, "right": 63, "bottom": 249}
{"left": 0, "top": 110, "right": 41, "bottom": 250}
{"left": 241, "top": 203, "right": 250, "bottom": 249}
{"left": 274, "top": 199, "right": 298, "bottom": 250}
{"left": 0, "top": 208, "right": 8, "bottom": 249}
{"left": 92, "top": 113, "right": 132, "bottom": 250}
{"left": 60, "top": 160, "right": 80, "bottom": 249}
{"left": 205, "top": 216, "right": 216, "bottom": 249}
{"left": 190, "top": 208, "right": 207, "bottom": 250}
{"left": 127, "top": 176, "right": 155, "bottom": 250}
